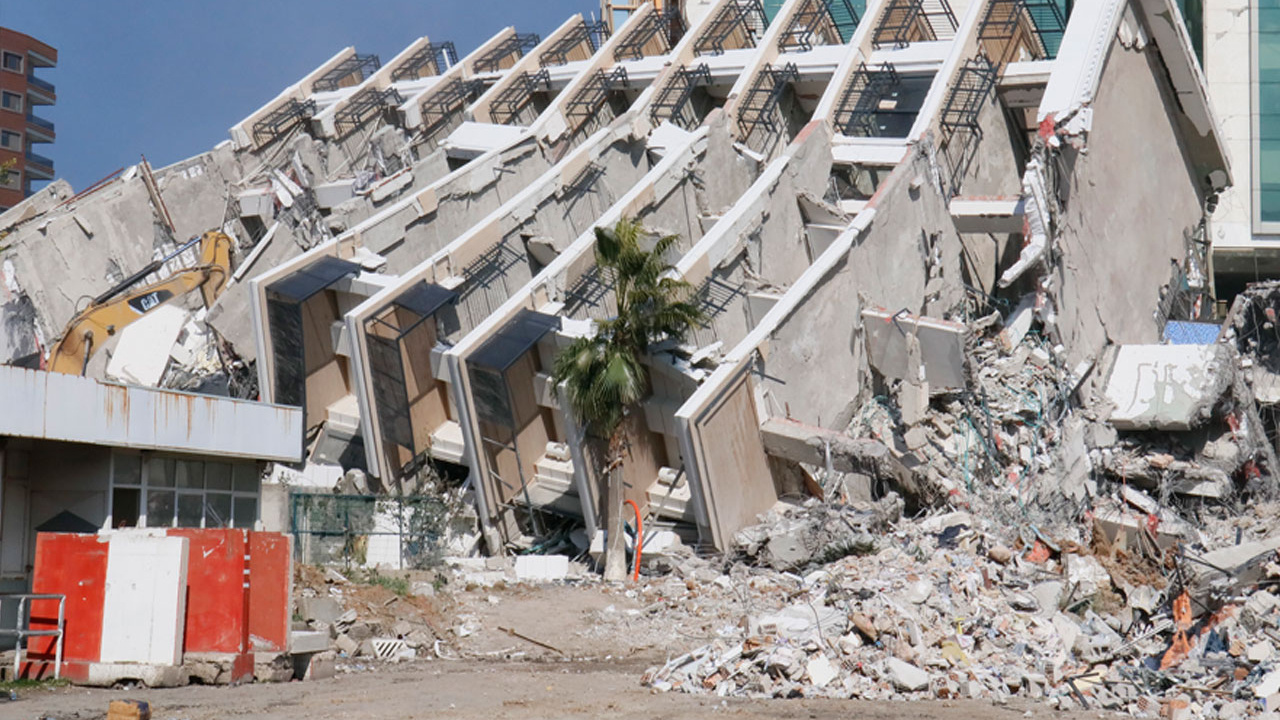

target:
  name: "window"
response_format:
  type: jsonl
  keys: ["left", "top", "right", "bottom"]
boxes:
{"left": 109, "top": 451, "right": 261, "bottom": 529}
{"left": 1257, "top": 5, "right": 1280, "bottom": 226}
{"left": 1, "top": 52, "right": 21, "bottom": 73}
{"left": 1177, "top": 0, "right": 1203, "bottom": 64}
{"left": 0, "top": 130, "right": 19, "bottom": 150}
{"left": 0, "top": 167, "right": 18, "bottom": 191}
{"left": 0, "top": 91, "right": 21, "bottom": 112}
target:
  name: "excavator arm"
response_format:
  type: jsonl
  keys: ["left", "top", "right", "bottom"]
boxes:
{"left": 47, "top": 231, "right": 234, "bottom": 376}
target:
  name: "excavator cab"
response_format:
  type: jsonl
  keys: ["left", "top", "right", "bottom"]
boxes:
{"left": 46, "top": 230, "right": 235, "bottom": 376}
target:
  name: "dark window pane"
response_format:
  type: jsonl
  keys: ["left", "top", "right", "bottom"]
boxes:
{"left": 206, "top": 462, "right": 232, "bottom": 491}
{"left": 147, "top": 457, "right": 175, "bottom": 487}
{"left": 1263, "top": 3, "right": 1280, "bottom": 30}
{"left": 146, "top": 490, "right": 175, "bottom": 528}
{"left": 114, "top": 453, "right": 142, "bottom": 486}
{"left": 205, "top": 494, "right": 233, "bottom": 528}
{"left": 112, "top": 488, "right": 140, "bottom": 529}
{"left": 176, "top": 460, "right": 204, "bottom": 489}
{"left": 233, "top": 497, "right": 257, "bottom": 529}
{"left": 233, "top": 464, "right": 259, "bottom": 493}
{"left": 177, "top": 494, "right": 203, "bottom": 527}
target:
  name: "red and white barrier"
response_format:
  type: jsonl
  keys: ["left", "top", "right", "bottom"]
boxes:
{"left": 22, "top": 528, "right": 291, "bottom": 685}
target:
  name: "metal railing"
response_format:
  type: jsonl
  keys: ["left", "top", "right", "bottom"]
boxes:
{"left": 832, "top": 62, "right": 903, "bottom": 137}
{"left": 777, "top": 0, "right": 861, "bottom": 52}
{"left": 565, "top": 67, "right": 630, "bottom": 123}
{"left": 649, "top": 63, "right": 713, "bottom": 130}
{"left": 488, "top": 69, "right": 552, "bottom": 126}
{"left": 333, "top": 86, "right": 404, "bottom": 135}
{"left": 695, "top": 0, "right": 769, "bottom": 55}
{"left": 418, "top": 78, "right": 486, "bottom": 147}
{"left": 25, "top": 150, "right": 53, "bottom": 169}
{"left": 873, "top": 0, "right": 957, "bottom": 49}
{"left": 390, "top": 41, "right": 458, "bottom": 81}
{"left": 737, "top": 62, "right": 800, "bottom": 142}
{"left": 26, "top": 74, "right": 55, "bottom": 95}
{"left": 312, "top": 53, "right": 381, "bottom": 92}
{"left": 473, "top": 33, "right": 542, "bottom": 74}
{"left": 0, "top": 594, "right": 65, "bottom": 680}
{"left": 540, "top": 20, "right": 610, "bottom": 67}
{"left": 25, "top": 113, "right": 54, "bottom": 132}
{"left": 252, "top": 98, "right": 316, "bottom": 146}
{"left": 615, "top": 11, "right": 671, "bottom": 61}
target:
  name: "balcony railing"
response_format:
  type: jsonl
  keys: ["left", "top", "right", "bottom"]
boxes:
{"left": 25, "top": 113, "right": 54, "bottom": 132}
{"left": 25, "top": 150, "right": 53, "bottom": 170}
{"left": 26, "top": 74, "right": 55, "bottom": 96}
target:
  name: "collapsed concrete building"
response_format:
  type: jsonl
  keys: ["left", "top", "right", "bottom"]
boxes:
{"left": 0, "top": 0, "right": 1241, "bottom": 568}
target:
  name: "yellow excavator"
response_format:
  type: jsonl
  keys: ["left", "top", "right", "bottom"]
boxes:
{"left": 47, "top": 230, "right": 235, "bottom": 375}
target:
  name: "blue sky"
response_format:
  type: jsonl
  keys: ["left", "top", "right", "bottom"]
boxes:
{"left": 2, "top": 1, "right": 596, "bottom": 191}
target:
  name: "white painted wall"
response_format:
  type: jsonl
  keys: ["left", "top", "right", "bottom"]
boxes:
{"left": 98, "top": 532, "right": 189, "bottom": 666}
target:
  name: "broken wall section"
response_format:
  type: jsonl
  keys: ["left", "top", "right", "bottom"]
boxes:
{"left": 1042, "top": 30, "right": 1215, "bottom": 371}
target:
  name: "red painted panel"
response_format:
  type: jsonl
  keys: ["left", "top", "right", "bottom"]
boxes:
{"left": 30, "top": 533, "right": 109, "bottom": 665}
{"left": 247, "top": 532, "right": 291, "bottom": 652}
{"left": 168, "top": 529, "right": 247, "bottom": 654}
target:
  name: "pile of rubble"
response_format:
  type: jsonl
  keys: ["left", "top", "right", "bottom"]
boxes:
{"left": 638, "top": 285, "right": 1280, "bottom": 716}
{"left": 641, "top": 493, "right": 1280, "bottom": 716}
{"left": 289, "top": 565, "right": 449, "bottom": 678}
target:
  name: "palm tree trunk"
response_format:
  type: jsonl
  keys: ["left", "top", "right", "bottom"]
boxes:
{"left": 603, "top": 460, "right": 628, "bottom": 582}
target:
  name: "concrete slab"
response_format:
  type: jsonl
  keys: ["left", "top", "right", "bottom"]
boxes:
{"left": 443, "top": 122, "right": 526, "bottom": 160}
{"left": 862, "top": 309, "right": 967, "bottom": 390}
{"left": 1103, "top": 344, "right": 1233, "bottom": 431}
{"left": 514, "top": 554, "right": 570, "bottom": 582}
{"left": 289, "top": 630, "right": 331, "bottom": 654}
{"left": 105, "top": 305, "right": 188, "bottom": 387}
{"left": 949, "top": 197, "right": 1026, "bottom": 234}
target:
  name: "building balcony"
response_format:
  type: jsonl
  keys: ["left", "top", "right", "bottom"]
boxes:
{"left": 26, "top": 73, "right": 54, "bottom": 92}
{"left": 26, "top": 48, "right": 56, "bottom": 69}
{"left": 26, "top": 74, "right": 55, "bottom": 103}
{"left": 25, "top": 150, "right": 53, "bottom": 179}
{"left": 25, "top": 113, "right": 54, "bottom": 139}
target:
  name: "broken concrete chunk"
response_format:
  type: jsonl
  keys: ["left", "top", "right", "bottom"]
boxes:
{"left": 514, "top": 555, "right": 569, "bottom": 582}
{"left": 862, "top": 308, "right": 968, "bottom": 391}
{"left": 1103, "top": 344, "right": 1234, "bottom": 431}
{"left": 299, "top": 597, "right": 343, "bottom": 625}
{"left": 885, "top": 657, "right": 930, "bottom": 692}
{"left": 806, "top": 654, "right": 838, "bottom": 688}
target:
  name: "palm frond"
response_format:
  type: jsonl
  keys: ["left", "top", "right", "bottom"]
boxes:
{"left": 555, "top": 218, "right": 703, "bottom": 438}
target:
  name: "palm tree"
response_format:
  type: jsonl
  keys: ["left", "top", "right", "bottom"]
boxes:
{"left": 552, "top": 217, "right": 704, "bottom": 581}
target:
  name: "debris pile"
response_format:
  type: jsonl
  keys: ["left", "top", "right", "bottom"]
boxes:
{"left": 642, "top": 498, "right": 1280, "bottom": 715}
{"left": 292, "top": 565, "right": 449, "bottom": 674}
{"left": 641, "top": 285, "right": 1280, "bottom": 715}
{"left": 850, "top": 305, "right": 1089, "bottom": 530}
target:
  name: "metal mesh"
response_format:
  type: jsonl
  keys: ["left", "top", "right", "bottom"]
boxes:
{"left": 290, "top": 493, "right": 450, "bottom": 569}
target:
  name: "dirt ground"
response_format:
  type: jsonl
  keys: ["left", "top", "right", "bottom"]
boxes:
{"left": 6, "top": 580, "right": 1105, "bottom": 720}
{"left": 11, "top": 659, "right": 1099, "bottom": 720}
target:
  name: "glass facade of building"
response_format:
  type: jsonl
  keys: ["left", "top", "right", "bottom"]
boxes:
{"left": 1260, "top": 2, "right": 1280, "bottom": 223}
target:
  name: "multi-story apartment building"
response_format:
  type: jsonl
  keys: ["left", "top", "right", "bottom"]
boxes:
{"left": 0, "top": 27, "right": 56, "bottom": 212}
